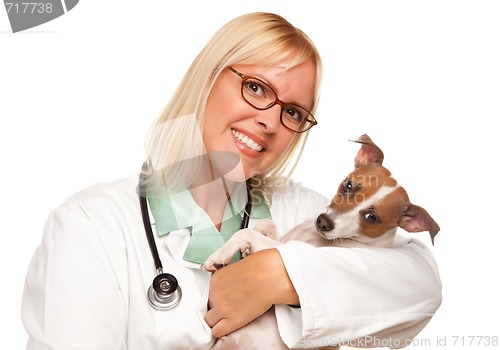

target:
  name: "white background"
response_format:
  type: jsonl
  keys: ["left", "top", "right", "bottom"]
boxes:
{"left": 1, "top": 1, "right": 499, "bottom": 348}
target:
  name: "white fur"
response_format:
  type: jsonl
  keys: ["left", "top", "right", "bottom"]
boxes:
{"left": 202, "top": 220, "right": 280, "bottom": 271}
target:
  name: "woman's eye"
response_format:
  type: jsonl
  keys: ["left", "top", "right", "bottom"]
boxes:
{"left": 283, "top": 107, "right": 304, "bottom": 123}
{"left": 244, "top": 81, "right": 267, "bottom": 97}
{"left": 363, "top": 212, "right": 379, "bottom": 223}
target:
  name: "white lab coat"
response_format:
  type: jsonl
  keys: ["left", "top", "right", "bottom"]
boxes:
{"left": 21, "top": 174, "right": 442, "bottom": 349}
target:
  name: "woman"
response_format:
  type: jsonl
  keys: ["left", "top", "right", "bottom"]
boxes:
{"left": 21, "top": 12, "right": 442, "bottom": 349}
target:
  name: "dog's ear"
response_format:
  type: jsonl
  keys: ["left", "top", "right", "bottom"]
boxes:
{"left": 350, "top": 134, "right": 384, "bottom": 167}
{"left": 398, "top": 203, "right": 440, "bottom": 245}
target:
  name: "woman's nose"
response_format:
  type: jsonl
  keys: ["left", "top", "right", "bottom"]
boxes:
{"left": 255, "top": 105, "right": 281, "bottom": 133}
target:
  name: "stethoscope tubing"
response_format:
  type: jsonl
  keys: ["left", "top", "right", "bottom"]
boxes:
{"left": 139, "top": 194, "right": 163, "bottom": 273}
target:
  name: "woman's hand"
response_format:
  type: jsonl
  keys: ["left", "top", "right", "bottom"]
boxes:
{"left": 204, "top": 248, "right": 299, "bottom": 338}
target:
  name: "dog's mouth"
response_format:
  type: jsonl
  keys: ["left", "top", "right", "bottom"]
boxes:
{"left": 316, "top": 231, "right": 335, "bottom": 241}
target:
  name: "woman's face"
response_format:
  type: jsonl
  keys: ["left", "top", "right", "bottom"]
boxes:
{"left": 203, "top": 60, "right": 316, "bottom": 179}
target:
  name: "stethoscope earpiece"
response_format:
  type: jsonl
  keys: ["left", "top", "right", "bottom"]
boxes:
{"left": 147, "top": 271, "right": 182, "bottom": 311}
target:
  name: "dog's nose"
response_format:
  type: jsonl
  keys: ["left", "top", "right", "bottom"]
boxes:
{"left": 315, "top": 213, "right": 334, "bottom": 232}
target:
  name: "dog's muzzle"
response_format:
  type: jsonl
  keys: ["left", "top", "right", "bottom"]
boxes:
{"left": 315, "top": 213, "right": 334, "bottom": 232}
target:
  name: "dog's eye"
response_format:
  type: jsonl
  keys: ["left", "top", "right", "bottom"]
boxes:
{"left": 341, "top": 179, "right": 353, "bottom": 193}
{"left": 363, "top": 212, "right": 379, "bottom": 223}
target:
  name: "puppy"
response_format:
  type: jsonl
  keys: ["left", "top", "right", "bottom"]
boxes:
{"left": 203, "top": 134, "right": 440, "bottom": 349}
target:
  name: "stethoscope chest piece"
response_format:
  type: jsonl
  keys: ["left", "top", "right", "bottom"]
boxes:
{"left": 147, "top": 270, "right": 182, "bottom": 311}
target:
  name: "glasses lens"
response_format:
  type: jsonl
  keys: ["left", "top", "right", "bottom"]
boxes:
{"left": 241, "top": 77, "right": 277, "bottom": 109}
{"left": 281, "top": 105, "right": 315, "bottom": 132}
{"left": 239, "top": 74, "right": 316, "bottom": 133}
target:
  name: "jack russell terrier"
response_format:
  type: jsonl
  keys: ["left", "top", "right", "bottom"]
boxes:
{"left": 203, "top": 134, "right": 440, "bottom": 350}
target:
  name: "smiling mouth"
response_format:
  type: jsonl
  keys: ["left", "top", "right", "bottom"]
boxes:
{"left": 231, "top": 129, "right": 264, "bottom": 152}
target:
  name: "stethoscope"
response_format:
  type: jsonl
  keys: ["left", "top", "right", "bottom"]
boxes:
{"left": 139, "top": 171, "right": 253, "bottom": 311}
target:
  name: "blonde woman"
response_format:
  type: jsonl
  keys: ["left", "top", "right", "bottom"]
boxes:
{"left": 21, "top": 12, "right": 441, "bottom": 349}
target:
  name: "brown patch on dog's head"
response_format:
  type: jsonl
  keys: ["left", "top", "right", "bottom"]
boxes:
{"left": 330, "top": 164, "right": 397, "bottom": 213}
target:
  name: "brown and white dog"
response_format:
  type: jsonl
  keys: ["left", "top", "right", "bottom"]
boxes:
{"left": 203, "top": 134, "right": 440, "bottom": 350}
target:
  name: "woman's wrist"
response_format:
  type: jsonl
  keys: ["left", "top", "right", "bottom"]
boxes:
{"left": 250, "top": 248, "right": 299, "bottom": 306}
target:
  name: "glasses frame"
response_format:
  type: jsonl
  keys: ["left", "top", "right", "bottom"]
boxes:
{"left": 227, "top": 66, "right": 318, "bottom": 133}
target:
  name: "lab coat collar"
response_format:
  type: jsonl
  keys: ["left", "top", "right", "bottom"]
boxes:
{"left": 147, "top": 181, "right": 271, "bottom": 264}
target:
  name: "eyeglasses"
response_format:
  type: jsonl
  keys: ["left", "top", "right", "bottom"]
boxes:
{"left": 227, "top": 66, "right": 318, "bottom": 133}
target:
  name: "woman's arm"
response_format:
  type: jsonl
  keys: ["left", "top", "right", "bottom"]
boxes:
{"left": 205, "top": 238, "right": 441, "bottom": 347}
{"left": 204, "top": 248, "right": 296, "bottom": 338}
{"left": 22, "top": 203, "right": 127, "bottom": 349}
{"left": 274, "top": 239, "right": 441, "bottom": 348}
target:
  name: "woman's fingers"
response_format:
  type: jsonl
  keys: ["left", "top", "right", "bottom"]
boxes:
{"left": 204, "top": 249, "right": 298, "bottom": 338}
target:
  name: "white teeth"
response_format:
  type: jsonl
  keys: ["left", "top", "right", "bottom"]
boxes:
{"left": 232, "top": 130, "right": 264, "bottom": 152}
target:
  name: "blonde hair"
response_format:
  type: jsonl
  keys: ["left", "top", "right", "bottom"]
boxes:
{"left": 144, "top": 12, "right": 322, "bottom": 192}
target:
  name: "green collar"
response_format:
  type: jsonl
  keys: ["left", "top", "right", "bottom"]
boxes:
{"left": 147, "top": 183, "right": 271, "bottom": 264}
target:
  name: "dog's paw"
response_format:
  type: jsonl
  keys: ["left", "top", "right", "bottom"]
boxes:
{"left": 201, "top": 255, "right": 228, "bottom": 272}
{"left": 200, "top": 260, "right": 225, "bottom": 272}
{"left": 201, "top": 247, "right": 236, "bottom": 272}
{"left": 201, "top": 241, "right": 253, "bottom": 271}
